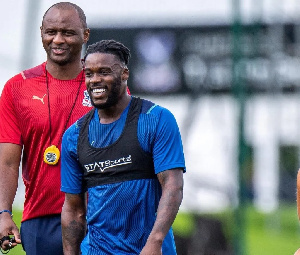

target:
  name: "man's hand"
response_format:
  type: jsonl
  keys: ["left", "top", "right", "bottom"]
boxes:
{"left": 0, "top": 214, "right": 21, "bottom": 251}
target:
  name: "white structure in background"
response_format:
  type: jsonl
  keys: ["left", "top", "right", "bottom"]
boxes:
{"left": 2, "top": 0, "right": 300, "bottom": 90}
{"left": 146, "top": 94, "right": 300, "bottom": 214}
{"left": 246, "top": 95, "right": 300, "bottom": 212}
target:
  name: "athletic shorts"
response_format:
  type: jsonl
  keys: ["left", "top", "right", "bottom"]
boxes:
{"left": 20, "top": 214, "right": 63, "bottom": 255}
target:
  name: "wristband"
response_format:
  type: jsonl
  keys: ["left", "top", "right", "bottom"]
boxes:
{"left": 0, "top": 210, "right": 13, "bottom": 217}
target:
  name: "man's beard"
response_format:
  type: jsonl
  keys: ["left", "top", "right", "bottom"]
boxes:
{"left": 91, "top": 77, "right": 122, "bottom": 109}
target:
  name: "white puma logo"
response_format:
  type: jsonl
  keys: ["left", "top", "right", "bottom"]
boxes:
{"left": 32, "top": 94, "right": 46, "bottom": 104}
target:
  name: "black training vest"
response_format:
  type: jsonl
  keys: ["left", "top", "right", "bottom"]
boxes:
{"left": 77, "top": 97, "right": 156, "bottom": 189}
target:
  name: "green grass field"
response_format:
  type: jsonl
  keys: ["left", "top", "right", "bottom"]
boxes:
{"left": 172, "top": 203, "right": 300, "bottom": 255}
{"left": 245, "top": 203, "right": 300, "bottom": 255}
{"left": 10, "top": 203, "right": 300, "bottom": 255}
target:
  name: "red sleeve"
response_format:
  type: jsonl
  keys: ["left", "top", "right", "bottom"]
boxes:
{"left": 0, "top": 78, "right": 22, "bottom": 145}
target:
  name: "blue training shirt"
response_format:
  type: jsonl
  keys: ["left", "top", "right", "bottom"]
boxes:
{"left": 61, "top": 98, "right": 186, "bottom": 255}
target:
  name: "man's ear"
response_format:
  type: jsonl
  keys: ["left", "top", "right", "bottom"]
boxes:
{"left": 83, "top": 28, "right": 90, "bottom": 44}
{"left": 122, "top": 68, "right": 129, "bottom": 81}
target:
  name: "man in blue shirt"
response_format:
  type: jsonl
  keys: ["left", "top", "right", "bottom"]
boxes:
{"left": 61, "top": 39, "right": 185, "bottom": 255}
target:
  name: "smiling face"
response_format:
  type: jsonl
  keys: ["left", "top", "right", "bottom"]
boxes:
{"left": 84, "top": 52, "right": 129, "bottom": 109}
{"left": 41, "top": 6, "right": 89, "bottom": 66}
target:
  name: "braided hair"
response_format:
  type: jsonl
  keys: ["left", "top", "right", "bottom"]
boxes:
{"left": 83, "top": 40, "right": 131, "bottom": 66}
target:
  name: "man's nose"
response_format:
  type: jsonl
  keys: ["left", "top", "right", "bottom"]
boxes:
{"left": 89, "top": 74, "right": 103, "bottom": 84}
{"left": 53, "top": 32, "right": 65, "bottom": 44}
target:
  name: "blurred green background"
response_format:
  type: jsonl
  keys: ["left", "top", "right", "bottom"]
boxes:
{"left": 173, "top": 204, "right": 300, "bottom": 255}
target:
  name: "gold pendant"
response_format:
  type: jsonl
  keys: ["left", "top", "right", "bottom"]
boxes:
{"left": 44, "top": 145, "right": 60, "bottom": 165}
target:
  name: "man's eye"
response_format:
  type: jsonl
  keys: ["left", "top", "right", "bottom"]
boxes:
{"left": 99, "top": 70, "right": 112, "bottom": 75}
{"left": 45, "top": 31, "right": 55, "bottom": 35}
{"left": 64, "top": 31, "right": 75, "bottom": 36}
{"left": 85, "top": 72, "right": 92, "bottom": 77}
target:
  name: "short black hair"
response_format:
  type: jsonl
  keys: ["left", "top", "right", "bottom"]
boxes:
{"left": 84, "top": 40, "right": 131, "bottom": 66}
{"left": 42, "top": 2, "right": 87, "bottom": 29}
